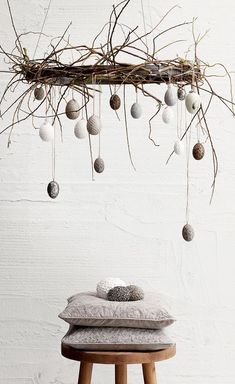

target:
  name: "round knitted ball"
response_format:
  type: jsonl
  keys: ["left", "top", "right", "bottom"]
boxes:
{"left": 96, "top": 278, "right": 126, "bottom": 299}
{"left": 107, "top": 286, "right": 131, "bottom": 302}
{"left": 127, "top": 285, "right": 144, "bottom": 301}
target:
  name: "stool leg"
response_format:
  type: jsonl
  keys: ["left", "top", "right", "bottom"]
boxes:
{"left": 142, "top": 363, "right": 157, "bottom": 384}
{"left": 115, "top": 364, "right": 127, "bottom": 384}
{"left": 78, "top": 362, "right": 93, "bottom": 384}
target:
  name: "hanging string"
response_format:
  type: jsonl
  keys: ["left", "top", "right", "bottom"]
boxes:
{"left": 140, "top": 0, "right": 148, "bottom": 50}
{"left": 123, "top": 84, "right": 136, "bottom": 171}
{"left": 98, "top": 84, "right": 102, "bottom": 158}
{"left": 51, "top": 87, "right": 56, "bottom": 181}
{"left": 185, "top": 109, "right": 192, "bottom": 224}
{"left": 33, "top": 0, "right": 52, "bottom": 59}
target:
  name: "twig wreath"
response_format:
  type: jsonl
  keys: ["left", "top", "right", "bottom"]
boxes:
{"left": 0, "top": 0, "right": 234, "bottom": 241}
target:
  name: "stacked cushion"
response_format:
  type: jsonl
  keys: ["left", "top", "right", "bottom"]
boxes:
{"left": 59, "top": 291, "right": 175, "bottom": 351}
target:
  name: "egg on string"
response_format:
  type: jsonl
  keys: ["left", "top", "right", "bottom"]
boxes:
{"left": 164, "top": 84, "right": 177, "bottom": 106}
{"left": 47, "top": 180, "right": 59, "bottom": 199}
{"left": 74, "top": 118, "right": 87, "bottom": 139}
{"left": 94, "top": 157, "right": 105, "bottom": 173}
{"left": 182, "top": 223, "right": 194, "bottom": 242}
{"left": 177, "top": 87, "right": 186, "bottom": 101}
{"left": 87, "top": 114, "right": 101, "bottom": 135}
{"left": 174, "top": 140, "right": 184, "bottom": 155}
{"left": 65, "top": 99, "right": 80, "bottom": 120}
{"left": 130, "top": 102, "right": 142, "bottom": 119}
{"left": 162, "top": 107, "right": 174, "bottom": 124}
{"left": 185, "top": 91, "right": 201, "bottom": 114}
{"left": 39, "top": 121, "right": 54, "bottom": 142}
{"left": 192, "top": 142, "right": 205, "bottom": 160}
{"left": 110, "top": 94, "right": 121, "bottom": 110}
{"left": 34, "top": 86, "right": 45, "bottom": 101}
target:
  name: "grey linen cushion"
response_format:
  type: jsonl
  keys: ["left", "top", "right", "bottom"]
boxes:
{"left": 62, "top": 326, "right": 175, "bottom": 351}
{"left": 59, "top": 291, "right": 175, "bottom": 329}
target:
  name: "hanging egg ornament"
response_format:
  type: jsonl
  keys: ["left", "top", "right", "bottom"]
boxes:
{"left": 110, "top": 94, "right": 121, "bottom": 110}
{"left": 65, "top": 99, "right": 80, "bottom": 120}
{"left": 177, "top": 87, "right": 186, "bottom": 101}
{"left": 174, "top": 140, "right": 184, "bottom": 155}
{"left": 74, "top": 118, "right": 87, "bottom": 139}
{"left": 130, "top": 102, "right": 142, "bottom": 119}
{"left": 182, "top": 223, "right": 194, "bottom": 242}
{"left": 47, "top": 180, "right": 59, "bottom": 199}
{"left": 185, "top": 91, "right": 201, "bottom": 114}
{"left": 34, "top": 86, "right": 45, "bottom": 101}
{"left": 94, "top": 157, "right": 105, "bottom": 173}
{"left": 192, "top": 142, "right": 205, "bottom": 160}
{"left": 39, "top": 121, "right": 54, "bottom": 142}
{"left": 164, "top": 84, "right": 177, "bottom": 106}
{"left": 162, "top": 107, "right": 174, "bottom": 124}
{"left": 87, "top": 114, "right": 101, "bottom": 135}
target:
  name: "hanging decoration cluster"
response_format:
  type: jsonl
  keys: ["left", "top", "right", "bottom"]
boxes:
{"left": 0, "top": 0, "right": 234, "bottom": 241}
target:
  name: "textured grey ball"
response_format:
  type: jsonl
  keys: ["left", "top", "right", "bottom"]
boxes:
{"left": 107, "top": 286, "right": 131, "bottom": 302}
{"left": 127, "top": 285, "right": 144, "bottom": 301}
{"left": 177, "top": 87, "right": 185, "bottom": 101}
{"left": 182, "top": 223, "right": 194, "bottom": 242}
{"left": 34, "top": 87, "right": 45, "bottom": 101}
{"left": 94, "top": 157, "right": 105, "bottom": 173}
{"left": 47, "top": 180, "right": 59, "bottom": 199}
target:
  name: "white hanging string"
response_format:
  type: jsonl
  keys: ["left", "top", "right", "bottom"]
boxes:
{"left": 33, "top": 0, "right": 52, "bottom": 59}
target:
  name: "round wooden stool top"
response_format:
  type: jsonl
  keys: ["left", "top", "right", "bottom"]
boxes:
{"left": 61, "top": 343, "right": 176, "bottom": 365}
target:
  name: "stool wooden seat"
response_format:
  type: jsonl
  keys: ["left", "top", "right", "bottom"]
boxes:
{"left": 62, "top": 343, "right": 176, "bottom": 384}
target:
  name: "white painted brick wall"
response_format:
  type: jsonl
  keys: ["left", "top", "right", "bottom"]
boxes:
{"left": 0, "top": 0, "right": 235, "bottom": 383}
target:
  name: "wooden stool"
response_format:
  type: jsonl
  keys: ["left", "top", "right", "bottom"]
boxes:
{"left": 62, "top": 343, "right": 176, "bottom": 384}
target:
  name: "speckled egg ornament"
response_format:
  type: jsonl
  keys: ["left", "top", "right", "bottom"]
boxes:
{"left": 164, "top": 84, "right": 177, "bottom": 106}
{"left": 127, "top": 285, "right": 144, "bottom": 301}
{"left": 94, "top": 157, "right": 105, "bottom": 173}
{"left": 34, "top": 86, "right": 45, "bottom": 101}
{"left": 174, "top": 140, "right": 184, "bottom": 155}
{"left": 130, "top": 102, "right": 142, "bottom": 119}
{"left": 185, "top": 91, "right": 201, "bottom": 114}
{"left": 162, "top": 107, "right": 174, "bottom": 124}
{"left": 39, "top": 121, "right": 54, "bottom": 142}
{"left": 177, "top": 87, "right": 186, "bottom": 101}
{"left": 107, "top": 286, "right": 131, "bottom": 301}
{"left": 74, "top": 118, "right": 87, "bottom": 139}
{"left": 65, "top": 99, "right": 80, "bottom": 120}
{"left": 182, "top": 223, "right": 194, "bottom": 242}
{"left": 87, "top": 114, "right": 101, "bottom": 135}
{"left": 96, "top": 277, "right": 126, "bottom": 299}
{"left": 193, "top": 142, "right": 205, "bottom": 160}
{"left": 47, "top": 180, "right": 59, "bottom": 199}
{"left": 110, "top": 94, "right": 121, "bottom": 110}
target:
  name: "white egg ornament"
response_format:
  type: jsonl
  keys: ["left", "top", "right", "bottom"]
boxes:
{"left": 185, "top": 91, "right": 201, "bottom": 114}
{"left": 164, "top": 84, "right": 177, "bottom": 106}
{"left": 130, "top": 102, "right": 142, "bottom": 119}
{"left": 39, "top": 121, "right": 54, "bottom": 142}
{"left": 87, "top": 115, "right": 101, "bottom": 135}
{"left": 65, "top": 99, "right": 80, "bottom": 120}
{"left": 174, "top": 140, "right": 184, "bottom": 155}
{"left": 162, "top": 107, "right": 174, "bottom": 124}
{"left": 74, "top": 118, "right": 87, "bottom": 139}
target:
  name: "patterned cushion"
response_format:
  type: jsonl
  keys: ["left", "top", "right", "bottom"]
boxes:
{"left": 59, "top": 291, "right": 175, "bottom": 329}
{"left": 62, "top": 326, "right": 174, "bottom": 351}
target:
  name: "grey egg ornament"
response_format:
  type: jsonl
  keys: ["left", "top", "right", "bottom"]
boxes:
{"left": 177, "top": 87, "right": 186, "bottom": 101}
{"left": 130, "top": 102, "right": 142, "bottom": 119}
{"left": 110, "top": 94, "right": 121, "bottom": 110}
{"left": 34, "top": 86, "right": 45, "bottom": 101}
{"left": 164, "top": 84, "right": 177, "bottom": 106}
{"left": 74, "top": 118, "right": 87, "bottom": 139}
{"left": 185, "top": 91, "right": 201, "bottom": 114}
{"left": 94, "top": 157, "right": 105, "bottom": 173}
{"left": 47, "top": 180, "right": 59, "bottom": 199}
{"left": 65, "top": 99, "right": 80, "bottom": 120}
{"left": 127, "top": 285, "right": 144, "bottom": 301}
{"left": 87, "top": 114, "right": 101, "bottom": 135}
{"left": 107, "top": 286, "right": 131, "bottom": 302}
{"left": 192, "top": 142, "right": 205, "bottom": 160}
{"left": 182, "top": 223, "right": 194, "bottom": 242}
